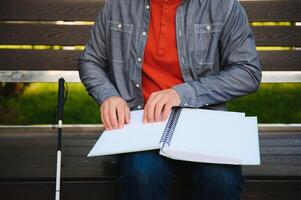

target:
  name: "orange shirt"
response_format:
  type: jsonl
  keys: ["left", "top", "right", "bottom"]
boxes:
{"left": 142, "top": 0, "right": 184, "bottom": 103}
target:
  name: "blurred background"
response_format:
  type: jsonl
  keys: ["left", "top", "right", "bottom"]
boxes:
{"left": 0, "top": 82, "right": 300, "bottom": 124}
{"left": 0, "top": 0, "right": 300, "bottom": 125}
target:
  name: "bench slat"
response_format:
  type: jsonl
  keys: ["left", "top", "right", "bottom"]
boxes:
{"left": 0, "top": 50, "right": 81, "bottom": 70}
{"left": 1, "top": 24, "right": 300, "bottom": 46}
{"left": 242, "top": 0, "right": 301, "bottom": 21}
{"left": 0, "top": 0, "right": 105, "bottom": 21}
{"left": 253, "top": 26, "right": 301, "bottom": 46}
{"left": 0, "top": 127, "right": 300, "bottom": 179}
{"left": 0, "top": 24, "right": 91, "bottom": 46}
{"left": 0, "top": 180, "right": 300, "bottom": 200}
{"left": 0, "top": 50, "right": 300, "bottom": 71}
{"left": 1, "top": 0, "right": 301, "bottom": 21}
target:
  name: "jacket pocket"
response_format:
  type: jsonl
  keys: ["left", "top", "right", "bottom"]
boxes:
{"left": 193, "top": 22, "right": 223, "bottom": 65}
{"left": 107, "top": 20, "right": 134, "bottom": 63}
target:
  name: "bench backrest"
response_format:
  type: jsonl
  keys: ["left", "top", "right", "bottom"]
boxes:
{"left": 0, "top": 0, "right": 300, "bottom": 82}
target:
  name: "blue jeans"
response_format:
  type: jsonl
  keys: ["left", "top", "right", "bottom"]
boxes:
{"left": 118, "top": 150, "right": 245, "bottom": 200}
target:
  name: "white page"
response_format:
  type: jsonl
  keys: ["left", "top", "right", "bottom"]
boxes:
{"left": 159, "top": 108, "right": 245, "bottom": 147}
{"left": 237, "top": 117, "right": 260, "bottom": 164}
{"left": 87, "top": 110, "right": 169, "bottom": 157}
{"left": 160, "top": 109, "right": 260, "bottom": 165}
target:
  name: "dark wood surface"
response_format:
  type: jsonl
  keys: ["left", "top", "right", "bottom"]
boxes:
{"left": 1, "top": 24, "right": 300, "bottom": 47}
{"left": 0, "top": 50, "right": 82, "bottom": 70}
{"left": 242, "top": 0, "right": 301, "bottom": 22}
{"left": 0, "top": 126, "right": 300, "bottom": 179}
{"left": 0, "top": 0, "right": 300, "bottom": 72}
{"left": 0, "top": 0, "right": 106, "bottom": 21}
{"left": 0, "top": 23, "right": 91, "bottom": 46}
{"left": 0, "top": 126, "right": 300, "bottom": 200}
{"left": 0, "top": 49, "right": 300, "bottom": 71}
{"left": 252, "top": 26, "right": 301, "bottom": 47}
{"left": 0, "top": 180, "right": 301, "bottom": 200}
{"left": 1, "top": 0, "right": 301, "bottom": 21}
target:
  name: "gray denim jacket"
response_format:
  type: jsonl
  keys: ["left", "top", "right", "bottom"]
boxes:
{"left": 78, "top": 0, "right": 262, "bottom": 111}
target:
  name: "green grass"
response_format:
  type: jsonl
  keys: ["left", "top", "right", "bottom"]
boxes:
{"left": 0, "top": 83, "right": 300, "bottom": 125}
{"left": 0, "top": 83, "right": 99, "bottom": 125}
{"left": 227, "top": 83, "right": 301, "bottom": 123}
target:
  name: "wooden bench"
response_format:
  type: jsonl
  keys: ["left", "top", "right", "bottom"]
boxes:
{"left": 0, "top": 0, "right": 300, "bottom": 82}
{"left": 0, "top": 125, "right": 301, "bottom": 200}
{"left": 0, "top": 0, "right": 301, "bottom": 199}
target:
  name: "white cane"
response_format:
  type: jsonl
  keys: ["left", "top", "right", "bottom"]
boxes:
{"left": 55, "top": 78, "right": 65, "bottom": 200}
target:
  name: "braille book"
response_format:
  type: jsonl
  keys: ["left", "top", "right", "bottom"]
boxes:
{"left": 88, "top": 108, "right": 260, "bottom": 165}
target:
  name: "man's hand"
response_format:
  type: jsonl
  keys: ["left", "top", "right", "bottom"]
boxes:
{"left": 143, "top": 89, "right": 181, "bottom": 123}
{"left": 100, "top": 96, "right": 130, "bottom": 130}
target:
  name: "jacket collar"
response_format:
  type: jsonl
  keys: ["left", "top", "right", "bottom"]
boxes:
{"left": 147, "top": 0, "right": 189, "bottom": 5}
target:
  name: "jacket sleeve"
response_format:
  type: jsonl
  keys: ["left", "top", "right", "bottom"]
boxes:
{"left": 172, "top": 0, "right": 262, "bottom": 107}
{"left": 77, "top": 0, "right": 120, "bottom": 106}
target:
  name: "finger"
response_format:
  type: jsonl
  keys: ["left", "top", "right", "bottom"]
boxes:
{"left": 143, "top": 97, "right": 152, "bottom": 123}
{"left": 154, "top": 99, "right": 165, "bottom": 122}
{"left": 109, "top": 104, "right": 119, "bottom": 129}
{"left": 146, "top": 101, "right": 155, "bottom": 123}
{"left": 125, "top": 105, "right": 130, "bottom": 124}
{"left": 103, "top": 103, "right": 112, "bottom": 130}
{"left": 143, "top": 105, "right": 148, "bottom": 123}
{"left": 100, "top": 105, "right": 106, "bottom": 130}
{"left": 116, "top": 104, "right": 125, "bottom": 128}
{"left": 161, "top": 103, "right": 173, "bottom": 121}
{"left": 143, "top": 96, "right": 151, "bottom": 123}
{"left": 143, "top": 92, "right": 159, "bottom": 123}
{"left": 147, "top": 93, "right": 161, "bottom": 123}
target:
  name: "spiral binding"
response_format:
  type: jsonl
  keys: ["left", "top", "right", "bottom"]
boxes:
{"left": 160, "top": 107, "right": 182, "bottom": 147}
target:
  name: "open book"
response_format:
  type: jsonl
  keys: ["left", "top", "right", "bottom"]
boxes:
{"left": 88, "top": 108, "right": 260, "bottom": 165}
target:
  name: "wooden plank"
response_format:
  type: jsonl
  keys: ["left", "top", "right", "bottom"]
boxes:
{"left": 0, "top": 127, "right": 300, "bottom": 179}
{"left": 241, "top": 0, "right": 301, "bottom": 22}
{"left": 243, "top": 165, "right": 301, "bottom": 177}
{"left": 0, "top": 49, "right": 300, "bottom": 71}
{"left": 2, "top": 133, "right": 301, "bottom": 164}
{"left": 1, "top": 24, "right": 300, "bottom": 46}
{"left": 252, "top": 26, "right": 301, "bottom": 47}
{"left": 258, "top": 51, "right": 301, "bottom": 71}
{"left": 0, "top": 123, "right": 300, "bottom": 133}
{"left": 0, "top": 50, "right": 81, "bottom": 70}
{"left": 242, "top": 180, "right": 301, "bottom": 200}
{"left": 2, "top": 154, "right": 300, "bottom": 167}
{"left": 1, "top": 138, "right": 300, "bottom": 165}
{"left": 1, "top": 71, "right": 301, "bottom": 83}
{"left": 0, "top": 0, "right": 300, "bottom": 21}
{"left": 0, "top": 24, "right": 91, "bottom": 45}
{"left": 0, "top": 180, "right": 300, "bottom": 200}
{"left": 3, "top": 144, "right": 300, "bottom": 159}
{"left": 0, "top": 0, "right": 105, "bottom": 21}
{"left": 1, "top": 164, "right": 301, "bottom": 179}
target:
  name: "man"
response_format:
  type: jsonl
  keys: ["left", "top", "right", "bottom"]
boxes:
{"left": 78, "top": 0, "right": 262, "bottom": 199}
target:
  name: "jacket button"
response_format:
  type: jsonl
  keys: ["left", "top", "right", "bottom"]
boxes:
{"left": 118, "top": 24, "right": 122, "bottom": 29}
{"left": 142, "top": 31, "right": 146, "bottom": 36}
{"left": 136, "top": 84, "right": 140, "bottom": 88}
{"left": 137, "top": 105, "right": 142, "bottom": 109}
{"left": 137, "top": 57, "right": 142, "bottom": 62}
{"left": 146, "top": 5, "right": 150, "bottom": 9}
{"left": 206, "top": 25, "right": 211, "bottom": 31}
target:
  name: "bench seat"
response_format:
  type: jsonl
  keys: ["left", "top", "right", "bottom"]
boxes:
{"left": 0, "top": 125, "right": 300, "bottom": 200}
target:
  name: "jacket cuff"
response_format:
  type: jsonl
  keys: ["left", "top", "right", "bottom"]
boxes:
{"left": 172, "top": 82, "right": 197, "bottom": 107}
{"left": 89, "top": 86, "right": 120, "bottom": 106}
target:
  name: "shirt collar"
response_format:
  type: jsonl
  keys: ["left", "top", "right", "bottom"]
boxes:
{"left": 148, "top": 0, "right": 188, "bottom": 6}
{"left": 151, "top": 0, "right": 181, "bottom": 5}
